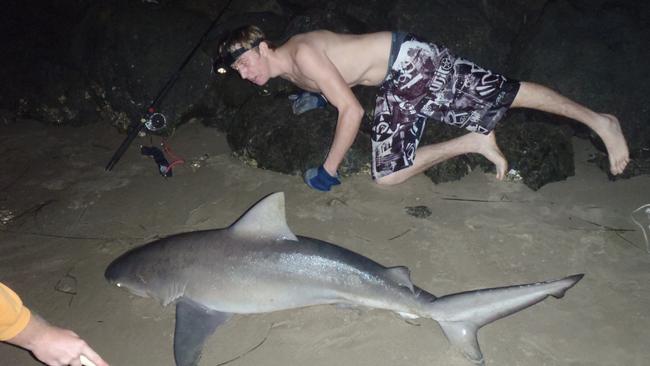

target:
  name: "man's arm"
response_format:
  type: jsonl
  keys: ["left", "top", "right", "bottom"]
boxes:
{"left": 295, "top": 44, "right": 365, "bottom": 176}
{"left": 1, "top": 283, "right": 108, "bottom": 366}
{"left": 9, "top": 314, "right": 109, "bottom": 366}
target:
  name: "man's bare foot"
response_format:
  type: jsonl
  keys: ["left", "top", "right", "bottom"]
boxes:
{"left": 471, "top": 131, "right": 508, "bottom": 180}
{"left": 594, "top": 114, "right": 629, "bottom": 175}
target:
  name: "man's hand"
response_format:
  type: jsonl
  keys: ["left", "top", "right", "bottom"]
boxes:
{"left": 304, "top": 165, "right": 341, "bottom": 192}
{"left": 8, "top": 314, "right": 109, "bottom": 366}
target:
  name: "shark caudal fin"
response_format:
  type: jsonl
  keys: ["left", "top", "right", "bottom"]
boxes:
{"left": 429, "top": 274, "right": 584, "bottom": 365}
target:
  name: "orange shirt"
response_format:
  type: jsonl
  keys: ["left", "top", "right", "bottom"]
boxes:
{"left": 0, "top": 282, "right": 31, "bottom": 341}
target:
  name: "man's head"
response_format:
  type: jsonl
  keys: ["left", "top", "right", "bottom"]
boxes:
{"left": 215, "top": 25, "right": 271, "bottom": 85}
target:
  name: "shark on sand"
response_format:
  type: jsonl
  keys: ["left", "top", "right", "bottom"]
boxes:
{"left": 105, "top": 192, "right": 583, "bottom": 365}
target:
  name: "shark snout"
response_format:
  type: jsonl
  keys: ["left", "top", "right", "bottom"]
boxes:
{"left": 104, "top": 261, "right": 119, "bottom": 284}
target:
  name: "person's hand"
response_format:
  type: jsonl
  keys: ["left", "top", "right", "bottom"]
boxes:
{"left": 304, "top": 165, "right": 341, "bottom": 191}
{"left": 9, "top": 314, "right": 109, "bottom": 366}
{"left": 288, "top": 91, "right": 327, "bottom": 115}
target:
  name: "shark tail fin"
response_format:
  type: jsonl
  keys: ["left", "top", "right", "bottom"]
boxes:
{"left": 428, "top": 274, "right": 584, "bottom": 365}
{"left": 548, "top": 273, "right": 584, "bottom": 298}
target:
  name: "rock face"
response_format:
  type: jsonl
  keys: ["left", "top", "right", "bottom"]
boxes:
{"left": 2, "top": 0, "right": 648, "bottom": 188}
{"left": 507, "top": 0, "right": 650, "bottom": 177}
{"left": 419, "top": 113, "right": 575, "bottom": 191}
{"left": 73, "top": 2, "right": 216, "bottom": 131}
{"left": 495, "top": 115, "right": 575, "bottom": 190}
{"left": 226, "top": 91, "right": 372, "bottom": 176}
{"left": 0, "top": 1, "right": 94, "bottom": 125}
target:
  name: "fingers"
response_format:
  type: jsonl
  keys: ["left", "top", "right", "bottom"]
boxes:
{"left": 80, "top": 344, "right": 109, "bottom": 366}
{"left": 80, "top": 355, "right": 97, "bottom": 366}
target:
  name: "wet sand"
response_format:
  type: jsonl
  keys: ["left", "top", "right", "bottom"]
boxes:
{"left": 1, "top": 120, "right": 648, "bottom": 366}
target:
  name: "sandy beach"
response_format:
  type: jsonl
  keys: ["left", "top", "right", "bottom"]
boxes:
{"left": 1, "top": 119, "right": 648, "bottom": 366}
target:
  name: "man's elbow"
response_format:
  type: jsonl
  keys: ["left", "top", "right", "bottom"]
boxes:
{"left": 344, "top": 104, "right": 365, "bottom": 123}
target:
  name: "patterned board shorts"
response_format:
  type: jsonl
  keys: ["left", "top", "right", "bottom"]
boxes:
{"left": 371, "top": 32, "right": 520, "bottom": 179}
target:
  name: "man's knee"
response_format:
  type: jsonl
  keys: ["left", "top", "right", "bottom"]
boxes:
{"left": 510, "top": 81, "right": 546, "bottom": 109}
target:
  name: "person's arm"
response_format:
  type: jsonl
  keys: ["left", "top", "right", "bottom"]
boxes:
{"left": 0, "top": 282, "right": 31, "bottom": 341}
{"left": 295, "top": 44, "right": 365, "bottom": 176}
{"left": 1, "top": 282, "right": 109, "bottom": 366}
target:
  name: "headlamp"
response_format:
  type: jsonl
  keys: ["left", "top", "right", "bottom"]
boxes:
{"left": 213, "top": 60, "right": 228, "bottom": 75}
{"left": 212, "top": 38, "right": 262, "bottom": 76}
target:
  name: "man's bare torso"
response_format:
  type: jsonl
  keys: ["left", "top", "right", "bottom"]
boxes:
{"left": 279, "top": 30, "right": 392, "bottom": 92}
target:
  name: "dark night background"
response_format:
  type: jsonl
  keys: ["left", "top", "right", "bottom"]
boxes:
{"left": 1, "top": 0, "right": 649, "bottom": 188}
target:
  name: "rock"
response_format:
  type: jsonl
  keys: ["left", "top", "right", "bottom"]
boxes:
{"left": 226, "top": 92, "right": 372, "bottom": 176}
{"left": 405, "top": 205, "right": 432, "bottom": 218}
{"left": 418, "top": 110, "right": 575, "bottom": 190}
{"left": 508, "top": 0, "right": 650, "bottom": 177}
{"left": 283, "top": 7, "right": 369, "bottom": 36}
{"left": 592, "top": 147, "right": 650, "bottom": 181}
{"left": 390, "top": 0, "right": 546, "bottom": 70}
{"left": 70, "top": 2, "right": 215, "bottom": 131}
{"left": 420, "top": 123, "right": 481, "bottom": 184}
{"left": 1, "top": 0, "right": 646, "bottom": 188}
{"left": 493, "top": 114, "right": 575, "bottom": 190}
{"left": 0, "top": 1, "right": 98, "bottom": 125}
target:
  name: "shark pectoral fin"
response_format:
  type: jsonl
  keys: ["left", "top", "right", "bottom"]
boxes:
{"left": 385, "top": 266, "right": 415, "bottom": 293}
{"left": 438, "top": 321, "right": 484, "bottom": 366}
{"left": 174, "top": 299, "right": 232, "bottom": 366}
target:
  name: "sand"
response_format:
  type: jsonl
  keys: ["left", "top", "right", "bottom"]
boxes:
{"left": 1, "top": 119, "right": 648, "bottom": 366}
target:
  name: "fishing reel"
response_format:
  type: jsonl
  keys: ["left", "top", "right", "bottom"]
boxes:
{"left": 143, "top": 110, "right": 167, "bottom": 132}
{"left": 105, "top": 108, "right": 168, "bottom": 172}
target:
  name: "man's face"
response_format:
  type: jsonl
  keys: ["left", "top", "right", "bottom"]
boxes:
{"left": 232, "top": 48, "right": 268, "bottom": 86}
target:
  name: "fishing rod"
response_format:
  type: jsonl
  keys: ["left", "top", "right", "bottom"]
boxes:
{"left": 105, "top": 0, "right": 233, "bottom": 172}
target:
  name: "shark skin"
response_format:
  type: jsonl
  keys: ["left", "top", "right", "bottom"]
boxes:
{"left": 105, "top": 192, "right": 583, "bottom": 366}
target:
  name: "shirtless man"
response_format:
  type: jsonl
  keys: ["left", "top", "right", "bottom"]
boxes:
{"left": 216, "top": 26, "right": 629, "bottom": 191}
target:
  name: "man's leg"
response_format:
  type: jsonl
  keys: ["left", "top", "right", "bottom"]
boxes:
{"left": 375, "top": 131, "right": 507, "bottom": 186}
{"left": 511, "top": 81, "right": 629, "bottom": 175}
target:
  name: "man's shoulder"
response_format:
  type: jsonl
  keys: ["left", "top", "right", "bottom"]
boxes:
{"left": 287, "top": 30, "right": 333, "bottom": 47}
{"left": 284, "top": 32, "right": 330, "bottom": 58}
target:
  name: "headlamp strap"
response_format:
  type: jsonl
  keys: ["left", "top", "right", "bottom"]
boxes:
{"left": 224, "top": 38, "right": 262, "bottom": 66}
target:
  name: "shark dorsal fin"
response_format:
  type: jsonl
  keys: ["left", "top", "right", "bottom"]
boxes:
{"left": 386, "top": 266, "right": 414, "bottom": 293}
{"left": 230, "top": 192, "right": 298, "bottom": 241}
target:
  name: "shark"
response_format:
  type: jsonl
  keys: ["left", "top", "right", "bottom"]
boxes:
{"left": 105, "top": 192, "right": 583, "bottom": 366}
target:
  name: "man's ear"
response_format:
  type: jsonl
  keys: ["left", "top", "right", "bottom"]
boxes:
{"left": 259, "top": 41, "right": 270, "bottom": 56}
